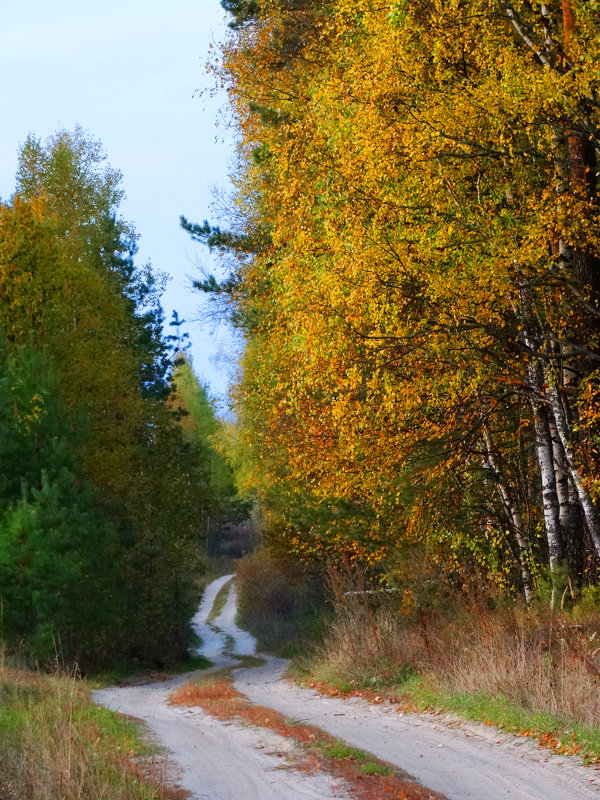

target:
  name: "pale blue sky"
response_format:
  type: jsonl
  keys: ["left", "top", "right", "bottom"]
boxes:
{"left": 1, "top": 0, "right": 238, "bottom": 401}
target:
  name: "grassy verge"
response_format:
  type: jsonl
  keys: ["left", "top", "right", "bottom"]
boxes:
{"left": 168, "top": 672, "right": 446, "bottom": 800}
{"left": 292, "top": 597, "right": 600, "bottom": 765}
{"left": 0, "top": 661, "right": 185, "bottom": 799}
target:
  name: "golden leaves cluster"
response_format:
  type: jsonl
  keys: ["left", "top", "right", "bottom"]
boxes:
{"left": 221, "top": 0, "right": 600, "bottom": 585}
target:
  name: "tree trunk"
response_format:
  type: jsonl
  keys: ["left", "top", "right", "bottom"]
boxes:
{"left": 528, "top": 360, "right": 563, "bottom": 573}
{"left": 546, "top": 378, "right": 600, "bottom": 559}
{"left": 483, "top": 429, "right": 534, "bottom": 601}
{"left": 548, "top": 416, "right": 576, "bottom": 539}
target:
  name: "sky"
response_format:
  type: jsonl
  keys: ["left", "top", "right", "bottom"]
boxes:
{"left": 0, "top": 0, "right": 238, "bottom": 402}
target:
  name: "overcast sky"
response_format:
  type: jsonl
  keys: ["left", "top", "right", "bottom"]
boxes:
{"left": 1, "top": 0, "right": 238, "bottom": 402}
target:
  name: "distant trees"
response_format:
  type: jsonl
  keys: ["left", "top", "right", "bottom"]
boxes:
{"left": 0, "top": 129, "right": 218, "bottom": 667}
{"left": 169, "top": 355, "right": 251, "bottom": 555}
{"left": 204, "top": 0, "right": 600, "bottom": 600}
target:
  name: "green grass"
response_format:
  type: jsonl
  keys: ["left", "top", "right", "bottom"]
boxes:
{"left": 433, "top": 689, "right": 600, "bottom": 762}
{"left": 372, "top": 673, "right": 600, "bottom": 761}
{"left": 0, "top": 666, "right": 171, "bottom": 799}
{"left": 292, "top": 652, "right": 416, "bottom": 694}
{"left": 363, "top": 762, "right": 394, "bottom": 775}
{"left": 310, "top": 738, "right": 393, "bottom": 775}
{"left": 207, "top": 578, "right": 233, "bottom": 624}
{"left": 170, "top": 653, "right": 213, "bottom": 673}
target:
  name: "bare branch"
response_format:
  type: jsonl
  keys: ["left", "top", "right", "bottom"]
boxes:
{"left": 506, "top": 5, "right": 550, "bottom": 66}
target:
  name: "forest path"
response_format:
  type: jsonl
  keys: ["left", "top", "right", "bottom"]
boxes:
{"left": 95, "top": 576, "right": 600, "bottom": 800}
{"left": 92, "top": 576, "right": 351, "bottom": 800}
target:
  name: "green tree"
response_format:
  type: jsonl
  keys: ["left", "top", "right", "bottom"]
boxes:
{"left": 221, "top": 0, "right": 260, "bottom": 28}
{"left": 0, "top": 130, "right": 207, "bottom": 666}
{"left": 0, "top": 344, "right": 120, "bottom": 667}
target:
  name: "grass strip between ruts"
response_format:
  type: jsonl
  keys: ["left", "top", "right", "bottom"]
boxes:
{"left": 168, "top": 673, "right": 446, "bottom": 800}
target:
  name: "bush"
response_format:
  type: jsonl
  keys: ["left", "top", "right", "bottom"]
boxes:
{"left": 235, "top": 548, "right": 329, "bottom": 656}
{"left": 315, "top": 593, "right": 600, "bottom": 729}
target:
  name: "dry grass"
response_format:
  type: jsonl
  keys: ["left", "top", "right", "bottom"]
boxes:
{"left": 315, "top": 602, "right": 420, "bottom": 687}
{"left": 0, "top": 659, "right": 186, "bottom": 800}
{"left": 169, "top": 676, "right": 445, "bottom": 800}
{"left": 426, "top": 611, "right": 600, "bottom": 721}
{"left": 306, "top": 594, "right": 600, "bottom": 759}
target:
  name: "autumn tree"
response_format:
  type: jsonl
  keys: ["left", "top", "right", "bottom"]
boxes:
{"left": 199, "top": 0, "right": 600, "bottom": 600}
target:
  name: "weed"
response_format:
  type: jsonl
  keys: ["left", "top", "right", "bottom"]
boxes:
{"left": 0, "top": 662, "right": 183, "bottom": 799}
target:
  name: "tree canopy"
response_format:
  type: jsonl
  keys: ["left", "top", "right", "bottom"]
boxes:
{"left": 0, "top": 130, "right": 225, "bottom": 667}
{"left": 193, "top": 0, "right": 600, "bottom": 603}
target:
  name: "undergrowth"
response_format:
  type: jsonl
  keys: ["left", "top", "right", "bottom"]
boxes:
{"left": 232, "top": 545, "right": 600, "bottom": 764}
{"left": 89, "top": 653, "right": 212, "bottom": 690}
{"left": 297, "top": 589, "right": 600, "bottom": 763}
{"left": 235, "top": 548, "right": 329, "bottom": 656}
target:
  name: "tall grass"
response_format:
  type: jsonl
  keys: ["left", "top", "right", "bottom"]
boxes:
{"left": 0, "top": 655, "right": 179, "bottom": 799}
{"left": 314, "top": 594, "right": 600, "bottom": 730}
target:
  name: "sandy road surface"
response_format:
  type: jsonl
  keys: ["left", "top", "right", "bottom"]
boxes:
{"left": 93, "top": 576, "right": 350, "bottom": 800}
{"left": 237, "top": 658, "right": 600, "bottom": 800}
{"left": 95, "top": 575, "right": 600, "bottom": 800}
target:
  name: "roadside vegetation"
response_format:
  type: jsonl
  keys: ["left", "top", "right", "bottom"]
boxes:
{"left": 307, "top": 591, "right": 600, "bottom": 760}
{"left": 236, "top": 550, "right": 600, "bottom": 763}
{"left": 0, "top": 657, "right": 185, "bottom": 800}
{"left": 0, "top": 126, "right": 241, "bottom": 794}
{"left": 195, "top": 0, "right": 600, "bottom": 770}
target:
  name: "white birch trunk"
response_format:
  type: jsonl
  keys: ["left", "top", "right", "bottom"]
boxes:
{"left": 546, "top": 380, "right": 600, "bottom": 558}
{"left": 548, "top": 416, "right": 576, "bottom": 545}
{"left": 528, "top": 360, "right": 563, "bottom": 573}
{"left": 483, "top": 430, "right": 533, "bottom": 602}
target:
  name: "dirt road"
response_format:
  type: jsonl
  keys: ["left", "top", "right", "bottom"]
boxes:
{"left": 95, "top": 575, "right": 600, "bottom": 800}
{"left": 93, "top": 575, "right": 351, "bottom": 800}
